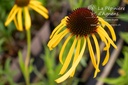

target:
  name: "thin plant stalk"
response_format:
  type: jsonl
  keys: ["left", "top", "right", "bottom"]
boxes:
{"left": 25, "top": 29, "right": 31, "bottom": 85}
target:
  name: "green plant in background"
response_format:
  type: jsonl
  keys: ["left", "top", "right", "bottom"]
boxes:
{"left": 0, "top": 0, "right": 15, "bottom": 53}
{"left": 118, "top": 0, "right": 128, "bottom": 22}
{"left": 69, "top": 0, "right": 120, "bottom": 18}
{"left": 120, "top": 32, "right": 128, "bottom": 44}
{"left": 40, "top": 46, "right": 62, "bottom": 85}
{"left": 99, "top": 32, "right": 128, "bottom": 85}
{"left": 0, "top": 0, "right": 122, "bottom": 84}
{"left": 0, "top": 58, "right": 16, "bottom": 85}
{"left": 118, "top": 14, "right": 128, "bottom": 22}
{"left": 93, "top": 0, "right": 120, "bottom": 14}
{"left": 69, "top": 0, "right": 91, "bottom": 10}
{"left": 4, "top": 0, "right": 48, "bottom": 31}
{"left": 100, "top": 47, "right": 128, "bottom": 85}
{"left": 3, "top": 0, "right": 48, "bottom": 85}
{"left": 46, "top": 0, "right": 65, "bottom": 12}
{"left": 33, "top": 46, "right": 81, "bottom": 85}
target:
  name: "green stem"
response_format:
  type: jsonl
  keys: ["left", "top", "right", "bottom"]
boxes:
{"left": 25, "top": 29, "right": 31, "bottom": 85}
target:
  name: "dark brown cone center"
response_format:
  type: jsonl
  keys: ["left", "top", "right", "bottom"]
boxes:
{"left": 15, "top": 0, "right": 30, "bottom": 7}
{"left": 66, "top": 8, "right": 98, "bottom": 36}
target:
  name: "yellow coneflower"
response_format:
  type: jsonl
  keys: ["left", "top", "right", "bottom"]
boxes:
{"left": 48, "top": 8, "right": 117, "bottom": 83}
{"left": 5, "top": 0, "right": 48, "bottom": 31}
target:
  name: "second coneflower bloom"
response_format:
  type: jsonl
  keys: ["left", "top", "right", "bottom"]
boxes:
{"left": 48, "top": 8, "right": 117, "bottom": 83}
{"left": 5, "top": 0, "right": 48, "bottom": 31}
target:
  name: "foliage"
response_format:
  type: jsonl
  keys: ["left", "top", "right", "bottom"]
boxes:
{"left": 0, "top": 0, "right": 15, "bottom": 52}
{"left": 18, "top": 51, "right": 34, "bottom": 79}
{"left": 120, "top": 32, "right": 128, "bottom": 44}
{"left": 118, "top": 14, "right": 128, "bottom": 22}
{"left": 69, "top": 0, "right": 120, "bottom": 18}
{"left": 99, "top": 46, "right": 128, "bottom": 85}
{"left": 0, "top": 58, "right": 17, "bottom": 85}
{"left": 0, "top": 0, "right": 122, "bottom": 85}
{"left": 33, "top": 46, "right": 81, "bottom": 85}
{"left": 99, "top": 32, "right": 128, "bottom": 85}
{"left": 69, "top": 0, "right": 91, "bottom": 10}
{"left": 93, "top": 0, "right": 120, "bottom": 18}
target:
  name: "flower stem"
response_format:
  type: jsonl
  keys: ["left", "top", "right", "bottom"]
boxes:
{"left": 25, "top": 29, "right": 31, "bottom": 85}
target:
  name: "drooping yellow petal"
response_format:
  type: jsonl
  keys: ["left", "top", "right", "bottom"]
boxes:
{"left": 103, "top": 42, "right": 110, "bottom": 50}
{"left": 97, "top": 28, "right": 110, "bottom": 50}
{"left": 72, "top": 37, "right": 80, "bottom": 63}
{"left": 70, "top": 36, "right": 81, "bottom": 77}
{"left": 14, "top": 17, "right": 19, "bottom": 30}
{"left": 59, "top": 37, "right": 77, "bottom": 74}
{"left": 59, "top": 35, "right": 73, "bottom": 64}
{"left": 55, "top": 38, "right": 86, "bottom": 83}
{"left": 50, "top": 23, "right": 65, "bottom": 39}
{"left": 24, "top": 7, "right": 31, "bottom": 30}
{"left": 17, "top": 9, "right": 23, "bottom": 31}
{"left": 30, "top": 0, "right": 42, "bottom": 5}
{"left": 98, "top": 16, "right": 116, "bottom": 41}
{"left": 87, "top": 37, "right": 100, "bottom": 72}
{"left": 7, "top": 5, "right": 17, "bottom": 19}
{"left": 98, "top": 22, "right": 105, "bottom": 28}
{"left": 29, "top": 3, "right": 48, "bottom": 19}
{"left": 30, "top": 1, "right": 48, "bottom": 13}
{"left": 50, "top": 17, "right": 67, "bottom": 38}
{"left": 5, "top": 5, "right": 19, "bottom": 26}
{"left": 97, "top": 30, "right": 110, "bottom": 66}
{"left": 92, "top": 34, "right": 100, "bottom": 77}
{"left": 98, "top": 27, "right": 117, "bottom": 49}
{"left": 102, "top": 49, "right": 110, "bottom": 66}
{"left": 48, "top": 29, "right": 69, "bottom": 50}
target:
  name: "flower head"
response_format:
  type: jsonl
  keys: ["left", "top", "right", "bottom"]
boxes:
{"left": 5, "top": 0, "right": 48, "bottom": 31}
{"left": 48, "top": 8, "right": 117, "bottom": 83}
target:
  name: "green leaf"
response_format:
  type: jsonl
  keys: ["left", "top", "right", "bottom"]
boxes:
{"left": 108, "top": 0, "right": 120, "bottom": 7}
{"left": 102, "top": 0, "right": 110, "bottom": 7}
{"left": 4, "top": 58, "right": 11, "bottom": 73}
{"left": 116, "top": 58, "right": 123, "bottom": 67}
{"left": 0, "top": 38, "right": 5, "bottom": 52}
{"left": 122, "top": 46, "right": 128, "bottom": 71}
{"left": 31, "top": 82, "right": 46, "bottom": 85}
{"left": 33, "top": 66, "right": 44, "bottom": 79}
{"left": 80, "top": 57, "right": 87, "bottom": 67}
{"left": 118, "top": 14, "right": 128, "bottom": 22}
{"left": 98, "top": 76, "right": 126, "bottom": 85}
{"left": 29, "top": 58, "right": 34, "bottom": 73}
{"left": 99, "top": 45, "right": 128, "bottom": 85}
{"left": 120, "top": 32, "right": 128, "bottom": 44}
{"left": 83, "top": 0, "right": 91, "bottom": 6}
{"left": 18, "top": 51, "right": 25, "bottom": 76}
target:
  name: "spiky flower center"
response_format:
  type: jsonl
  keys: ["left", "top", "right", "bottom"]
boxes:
{"left": 66, "top": 8, "right": 98, "bottom": 36}
{"left": 15, "top": 0, "right": 30, "bottom": 7}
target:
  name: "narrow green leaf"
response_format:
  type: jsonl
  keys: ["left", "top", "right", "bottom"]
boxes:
{"left": 118, "top": 14, "right": 128, "bottom": 22}
{"left": 18, "top": 51, "right": 25, "bottom": 75}
{"left": 120, "top": 32, "right": 128, "bottom": 44}
{"left": 29, "top": 58, "right": 34, "bottom": 73}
